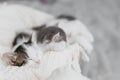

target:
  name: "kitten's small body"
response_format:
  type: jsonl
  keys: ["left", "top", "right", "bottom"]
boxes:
{"left": 13, "top": 26, "right": 67, "bottom": 49}
{"left": 10, "top": 26, "right": 67, "bottom": 66}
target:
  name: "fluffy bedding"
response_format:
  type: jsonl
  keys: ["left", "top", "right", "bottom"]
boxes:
{"left": 0, "top": 4, "right": 93, "bottom": 80}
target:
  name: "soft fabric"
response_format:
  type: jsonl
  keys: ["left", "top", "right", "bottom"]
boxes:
{"left": 47, "top": 65, "right": 90, "bottom": 80}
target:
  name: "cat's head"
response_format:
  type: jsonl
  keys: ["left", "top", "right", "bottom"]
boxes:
{"left": 37, "top": 27, "right": 67, "bottom": 51}
{"left": 2, "top": 52, "right": 28, "bottom": 66}
{"left": 10, "top": 33, "right": 43, "bottom": 66}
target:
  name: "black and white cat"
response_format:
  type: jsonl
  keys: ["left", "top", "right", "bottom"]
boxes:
{"left": 4, "top": 26, "right": 67, "bottom": 67}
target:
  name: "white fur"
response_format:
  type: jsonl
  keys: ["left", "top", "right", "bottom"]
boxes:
{"left": 0, "top": 4, "right": 93, "bottom": 80}
{"left": 39, "top": 41, "right": 67, "bottom": 52}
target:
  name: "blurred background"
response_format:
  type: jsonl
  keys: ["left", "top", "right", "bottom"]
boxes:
{"left": 0, "top": 0, "right": 120, "bottom": 80}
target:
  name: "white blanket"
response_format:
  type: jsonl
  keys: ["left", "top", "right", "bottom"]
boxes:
{"left": 0, "top": 43, "right": 88, "bottom": 80}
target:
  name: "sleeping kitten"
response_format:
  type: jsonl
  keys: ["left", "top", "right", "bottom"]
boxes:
{"left": 13, "top": 25, "right": 67, "bottom": 51}
{"left": 10, "top": 26, "right": 67, "bottom": 66}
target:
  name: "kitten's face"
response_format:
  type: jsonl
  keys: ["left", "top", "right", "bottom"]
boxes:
{"left": 13, "top": 42, "right": 42, "bottom": 66}
{"left": 2, "top": 52, "right": 28, "bottom": 66}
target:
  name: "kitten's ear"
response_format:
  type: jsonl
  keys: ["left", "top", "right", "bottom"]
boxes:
{"left": 31, "top": 32, "right": 37, "bottom": 44}
{"left": 27, "top": 35, "right": 32, "bottom": 44}
{"left": 52, "top": 32, "right": 61, "bottom": 42}
{"left": 28, "top": 32, "right": 37, "bottom": 44}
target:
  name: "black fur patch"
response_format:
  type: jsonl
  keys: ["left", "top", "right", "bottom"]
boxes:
{"left": 37, "top": 26, "right": 66, "bottom": 43}
{"left": 57, "top": 15, "right": 76, "bottom": 21}
{"left": 13, "top": 32, "right": 30, "bottom": 46}
{"left": 14, "top": 45, "right": 28, "bottom": 56}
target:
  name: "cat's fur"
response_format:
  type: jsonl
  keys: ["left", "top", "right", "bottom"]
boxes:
{"left": 0, "top": 4, "right": 92, "bottom": 80}
{"left": 10, "top": 26, "right": 67, "bottom": 66}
